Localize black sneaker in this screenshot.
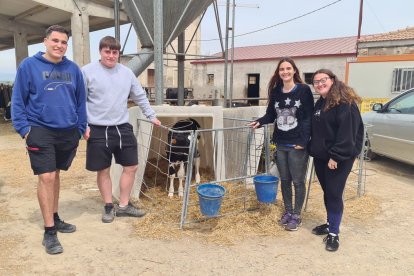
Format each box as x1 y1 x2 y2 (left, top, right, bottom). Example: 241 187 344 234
324 233 339 252
312 223 329 235
55 219 76 233
102 204 115 223
42 231 63 255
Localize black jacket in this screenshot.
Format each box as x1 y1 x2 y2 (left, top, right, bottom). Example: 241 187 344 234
309 97 364 162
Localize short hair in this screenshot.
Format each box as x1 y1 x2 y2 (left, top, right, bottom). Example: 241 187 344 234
45 25 69 38
99 36 121 51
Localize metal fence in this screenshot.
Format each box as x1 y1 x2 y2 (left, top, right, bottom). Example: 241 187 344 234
135 117 367 229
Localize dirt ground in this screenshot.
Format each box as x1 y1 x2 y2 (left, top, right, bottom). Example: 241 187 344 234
1 119 414 276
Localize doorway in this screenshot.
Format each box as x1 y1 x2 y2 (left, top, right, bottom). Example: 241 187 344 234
247 74 260 105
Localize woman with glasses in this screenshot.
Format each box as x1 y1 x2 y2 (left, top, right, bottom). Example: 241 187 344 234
309 69 364 251
248 57 314 231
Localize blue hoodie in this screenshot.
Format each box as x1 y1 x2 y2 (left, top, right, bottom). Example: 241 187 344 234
12 52 87 138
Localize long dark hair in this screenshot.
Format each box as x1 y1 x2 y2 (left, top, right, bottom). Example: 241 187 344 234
312 69 362 111
267 57 304 97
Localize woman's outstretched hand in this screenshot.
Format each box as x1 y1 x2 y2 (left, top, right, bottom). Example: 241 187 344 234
247 121 260 129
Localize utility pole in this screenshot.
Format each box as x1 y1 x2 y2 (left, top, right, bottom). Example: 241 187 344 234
356 0 364 57
357 0 364 40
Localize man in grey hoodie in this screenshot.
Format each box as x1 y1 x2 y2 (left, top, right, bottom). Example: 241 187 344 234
82 36 160 223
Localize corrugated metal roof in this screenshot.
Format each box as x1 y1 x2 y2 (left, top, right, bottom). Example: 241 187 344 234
193 36 357 64
359 27 414 43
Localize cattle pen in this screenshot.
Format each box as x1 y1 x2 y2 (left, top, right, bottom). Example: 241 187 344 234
117 116 368 230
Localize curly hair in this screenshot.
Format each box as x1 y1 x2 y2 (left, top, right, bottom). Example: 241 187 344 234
267 57 304 97
312 69 361 111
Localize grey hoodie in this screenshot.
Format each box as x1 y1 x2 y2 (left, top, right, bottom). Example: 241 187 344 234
81 61 156 126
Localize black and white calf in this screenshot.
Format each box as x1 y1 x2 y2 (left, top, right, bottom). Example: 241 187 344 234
166 118 201 198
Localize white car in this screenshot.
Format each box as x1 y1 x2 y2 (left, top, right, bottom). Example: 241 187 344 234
362 88 414 165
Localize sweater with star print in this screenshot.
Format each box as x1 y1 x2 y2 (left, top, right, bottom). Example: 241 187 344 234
256 83 314 148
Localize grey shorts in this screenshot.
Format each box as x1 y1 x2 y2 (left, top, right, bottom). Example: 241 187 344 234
26 126 80 175
86 123 138 171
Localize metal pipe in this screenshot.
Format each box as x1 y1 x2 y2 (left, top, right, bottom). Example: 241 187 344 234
229 0 235 108
213 1 225 54
185 10 206 54
223 0 230 107
126 48 154 77
114 0 120 43
177 32 185 106
123 0 154 45
121 23 133 55
154 0 164 105
165 0 194 46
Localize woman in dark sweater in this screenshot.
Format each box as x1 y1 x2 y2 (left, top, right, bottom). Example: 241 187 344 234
249 57 314 231
309 69 364 252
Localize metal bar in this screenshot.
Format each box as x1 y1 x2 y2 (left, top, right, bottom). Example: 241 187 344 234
154 0 164 105
213 1 225 54
121 24 133 54
114 0 120 43
185 9 206 54
177 32 185 106
165 0 194 46
263 124 270 174
127 0 154 45
179 130 197 229
223 0 230 107
357 125 368 196
229 0 236 107
126 51 222 58
304 158 314 211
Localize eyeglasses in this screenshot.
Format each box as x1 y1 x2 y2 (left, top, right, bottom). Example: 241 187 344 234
312 77 330 86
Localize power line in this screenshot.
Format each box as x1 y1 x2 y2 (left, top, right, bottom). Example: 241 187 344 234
201 0 343 41
365 0 386 33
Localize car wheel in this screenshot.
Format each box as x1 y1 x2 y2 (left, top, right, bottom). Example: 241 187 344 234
364 136 376 161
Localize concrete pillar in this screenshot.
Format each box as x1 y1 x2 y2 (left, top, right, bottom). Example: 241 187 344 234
14 32 29 68
71 7 90 66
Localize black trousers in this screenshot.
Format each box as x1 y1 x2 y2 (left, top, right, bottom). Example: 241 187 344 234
313 157 355 234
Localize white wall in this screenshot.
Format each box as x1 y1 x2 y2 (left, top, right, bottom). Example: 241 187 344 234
347 60 414 98
191 56 351 102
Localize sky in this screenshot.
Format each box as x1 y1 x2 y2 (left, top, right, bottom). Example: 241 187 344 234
0 0 413 81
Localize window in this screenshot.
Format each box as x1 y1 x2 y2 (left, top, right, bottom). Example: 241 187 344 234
248 75 257 84
303 72 314 85
388 90 414 115
391 68 414 93
207 74 214 85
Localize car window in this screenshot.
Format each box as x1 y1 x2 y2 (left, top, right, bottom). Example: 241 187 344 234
388 91 414 114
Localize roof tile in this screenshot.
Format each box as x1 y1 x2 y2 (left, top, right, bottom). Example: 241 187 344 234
358 27 414 42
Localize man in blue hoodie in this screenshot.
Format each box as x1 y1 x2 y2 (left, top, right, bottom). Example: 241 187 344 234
11 25 87 255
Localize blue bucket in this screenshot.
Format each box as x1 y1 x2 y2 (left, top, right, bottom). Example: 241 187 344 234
197 184 226 217
253 175 279 203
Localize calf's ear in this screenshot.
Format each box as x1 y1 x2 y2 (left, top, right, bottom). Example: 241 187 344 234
189 118 201 129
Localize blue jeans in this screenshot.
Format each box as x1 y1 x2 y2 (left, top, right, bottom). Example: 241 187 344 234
275 145 309 215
